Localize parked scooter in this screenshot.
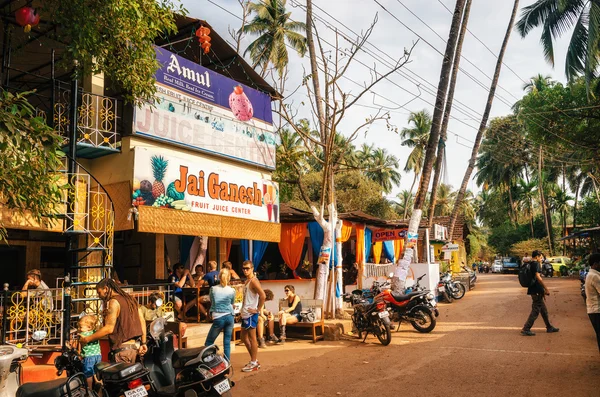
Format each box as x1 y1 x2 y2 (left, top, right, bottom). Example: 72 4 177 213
439 271 466 300
343 290 392 345
0 344 29 397
542 261 554 278
372 279 437 333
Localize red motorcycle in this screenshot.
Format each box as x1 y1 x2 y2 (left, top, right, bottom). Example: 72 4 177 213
372 280 437 333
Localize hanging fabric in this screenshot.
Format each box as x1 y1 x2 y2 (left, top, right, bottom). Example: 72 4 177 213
240 240 250 261
394 239 404 263
225 239 232 261
336 220 353 242
278 223 308 278
383 240 395 263
355 224 365 289
365 228 373 262
307 221 324 258
372 241 382 264
252 240 269 271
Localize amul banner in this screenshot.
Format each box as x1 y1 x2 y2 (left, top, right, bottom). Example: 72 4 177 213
372 229 407 243
132 148 280 223
133 48 276 169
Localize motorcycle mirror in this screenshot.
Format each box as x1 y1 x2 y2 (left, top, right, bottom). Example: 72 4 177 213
32 330 47 341
155 298 163 307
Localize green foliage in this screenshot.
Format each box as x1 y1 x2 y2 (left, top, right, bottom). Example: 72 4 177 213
0 90 64 239
466 225 490 263
509 238 549 258
50 0 183 105
576 195 600 227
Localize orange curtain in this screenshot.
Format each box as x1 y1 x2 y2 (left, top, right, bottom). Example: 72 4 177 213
226 239 232 260
394 239 404 263
355 224 365 289
372 241 382 264
278 223 308 278
336 220 353 243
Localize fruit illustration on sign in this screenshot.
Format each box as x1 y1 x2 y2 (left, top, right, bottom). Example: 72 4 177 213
167 181 185 201
151 155 168 198
229 85 253 122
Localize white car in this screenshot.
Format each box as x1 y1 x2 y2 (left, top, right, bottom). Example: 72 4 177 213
492 261 503 273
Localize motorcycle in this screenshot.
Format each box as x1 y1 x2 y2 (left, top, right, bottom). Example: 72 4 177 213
439 271 466 300
139 317 233 397
372 279 437 333
343 291 392 346
542 261 554 278
0 344 29 397
580 268 588 303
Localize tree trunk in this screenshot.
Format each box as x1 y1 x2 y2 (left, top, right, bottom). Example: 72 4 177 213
448 0 520 237
428 0 472 228
404 173 419 219
573 180 580 229
413 0 466 210
392 0 466 294
305 0 326 132
529 213 534 238
507 184 516 226
538 147 554 255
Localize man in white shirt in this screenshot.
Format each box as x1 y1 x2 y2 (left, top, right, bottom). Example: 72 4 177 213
585 253 600 352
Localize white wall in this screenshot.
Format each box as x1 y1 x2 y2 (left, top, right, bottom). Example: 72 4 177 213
260 279 316 314
344 262 441 294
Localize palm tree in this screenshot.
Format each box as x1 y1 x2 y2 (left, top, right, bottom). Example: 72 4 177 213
366 148 401 194
517 0 600 87
550 187 573 254
516 178 538 237
242 0 307 77
448 0 521 237
434 183 454 216
396 190 414 220
400 110 431 218
522 74 554 93
355 143 375 165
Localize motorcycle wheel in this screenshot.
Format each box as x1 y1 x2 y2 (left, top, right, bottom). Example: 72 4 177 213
375 318 392 346
451 283 466 300
442 290 453 303
410 306 436 333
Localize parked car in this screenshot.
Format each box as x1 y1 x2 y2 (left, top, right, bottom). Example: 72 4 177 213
501 257 520 274
546 256 572 275
492 260 503 273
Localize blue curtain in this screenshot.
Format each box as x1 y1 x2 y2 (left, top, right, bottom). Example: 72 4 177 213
240 240 250 261
365 228 372 262
383 240 395 263
252 241 269 271
307 222 324 258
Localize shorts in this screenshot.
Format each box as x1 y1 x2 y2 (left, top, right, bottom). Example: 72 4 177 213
82 355 101 378
174 292 183 305
241 313 259 329
293 313 302 322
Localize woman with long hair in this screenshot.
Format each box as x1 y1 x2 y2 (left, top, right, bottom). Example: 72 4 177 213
277 285 302 344
204 268 236 360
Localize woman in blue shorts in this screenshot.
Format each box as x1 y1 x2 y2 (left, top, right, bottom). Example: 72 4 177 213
277 285 302 344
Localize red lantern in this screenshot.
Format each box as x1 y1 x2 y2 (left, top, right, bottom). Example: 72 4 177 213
196 26 211 54
15 7 40 33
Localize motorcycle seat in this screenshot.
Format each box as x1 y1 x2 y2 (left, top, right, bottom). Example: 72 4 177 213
17 376 85 397
97 361 146 382
391 291 422 302
172 346 206 369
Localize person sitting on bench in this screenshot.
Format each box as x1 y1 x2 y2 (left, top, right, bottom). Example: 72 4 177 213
258 289 279 348
277 285 302 344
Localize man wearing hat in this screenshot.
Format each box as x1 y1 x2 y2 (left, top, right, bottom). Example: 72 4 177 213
521 250 559 336
20 269 53 310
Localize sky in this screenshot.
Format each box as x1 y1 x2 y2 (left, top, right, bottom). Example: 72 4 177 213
184 0 571 201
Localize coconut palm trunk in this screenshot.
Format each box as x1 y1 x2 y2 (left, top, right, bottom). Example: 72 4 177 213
393 0 466 293
428 0 472 228
448 0 520 237
404 173 419 219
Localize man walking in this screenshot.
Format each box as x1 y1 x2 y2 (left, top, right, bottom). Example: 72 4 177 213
240 260 266 372
80 278 147 363
521 250 560 336
585 253 600 351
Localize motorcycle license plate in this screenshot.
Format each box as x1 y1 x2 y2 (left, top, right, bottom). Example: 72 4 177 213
124 386 148 397
438 286 445 292
378 311 389 318
214 379 231 395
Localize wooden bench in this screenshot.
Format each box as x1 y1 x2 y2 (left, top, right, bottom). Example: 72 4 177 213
277 298 324 343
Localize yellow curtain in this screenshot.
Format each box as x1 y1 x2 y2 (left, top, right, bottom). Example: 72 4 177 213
394 239 404 263
355 224 365 289
336 220 353 242
373 241 382 264
278 223 308 278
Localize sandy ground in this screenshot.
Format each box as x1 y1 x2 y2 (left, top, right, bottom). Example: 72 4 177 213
228 273 600 397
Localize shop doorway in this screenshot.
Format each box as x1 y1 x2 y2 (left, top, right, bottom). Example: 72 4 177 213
0 246 26 290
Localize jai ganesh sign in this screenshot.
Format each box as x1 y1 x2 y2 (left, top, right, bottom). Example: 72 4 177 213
133 47 276 169
132 148 280 223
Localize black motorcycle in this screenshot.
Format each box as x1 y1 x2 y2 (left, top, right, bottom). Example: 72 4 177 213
542 261 554 278
439 271 466 300
343 291 392 346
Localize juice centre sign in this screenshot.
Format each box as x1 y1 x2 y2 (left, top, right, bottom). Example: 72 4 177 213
133 48 276 169
132 148 279 223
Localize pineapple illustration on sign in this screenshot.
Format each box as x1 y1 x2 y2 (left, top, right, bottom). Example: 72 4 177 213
151 155 168 198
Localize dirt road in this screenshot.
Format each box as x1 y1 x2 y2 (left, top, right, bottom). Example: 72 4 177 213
229 273 600 397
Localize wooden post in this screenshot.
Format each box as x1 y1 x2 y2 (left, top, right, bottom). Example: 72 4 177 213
208 237 217 263
218 238 228 265
155 234 165 280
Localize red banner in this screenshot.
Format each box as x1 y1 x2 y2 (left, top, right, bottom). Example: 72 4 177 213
372 229 407 242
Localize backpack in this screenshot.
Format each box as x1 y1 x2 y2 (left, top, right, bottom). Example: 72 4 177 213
518 262 535 288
